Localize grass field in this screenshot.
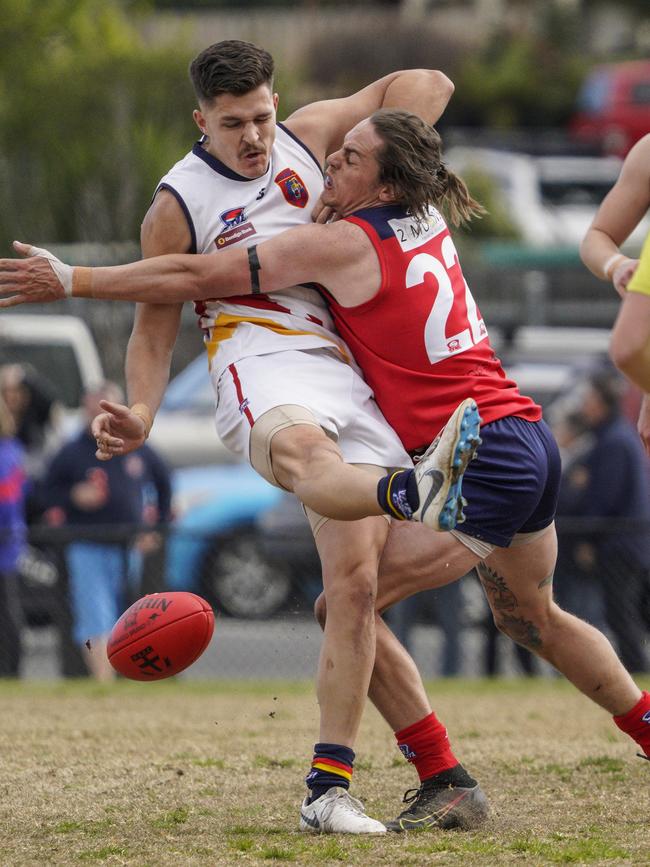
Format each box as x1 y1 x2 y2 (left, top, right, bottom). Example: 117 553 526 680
0 677 649 866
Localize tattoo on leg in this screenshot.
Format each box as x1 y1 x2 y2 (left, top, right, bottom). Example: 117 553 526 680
538 572 553 590
477 562 518 611
496 614 542 650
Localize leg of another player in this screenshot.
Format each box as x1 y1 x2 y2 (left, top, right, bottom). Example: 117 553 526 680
299 516 389 833
271 424 385 520
371 523 488 831
479 527 650 757
314 517 388 746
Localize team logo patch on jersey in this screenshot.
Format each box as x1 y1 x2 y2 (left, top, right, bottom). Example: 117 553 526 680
274 168 309 208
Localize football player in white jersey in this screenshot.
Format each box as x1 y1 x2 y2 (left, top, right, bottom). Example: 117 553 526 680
0 43 488 834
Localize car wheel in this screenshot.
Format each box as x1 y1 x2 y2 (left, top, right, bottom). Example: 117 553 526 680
202 530 293 619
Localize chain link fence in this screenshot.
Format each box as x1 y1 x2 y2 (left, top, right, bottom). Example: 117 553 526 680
6 518 650 680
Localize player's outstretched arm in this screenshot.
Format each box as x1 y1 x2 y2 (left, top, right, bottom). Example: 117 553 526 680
0 222 373 307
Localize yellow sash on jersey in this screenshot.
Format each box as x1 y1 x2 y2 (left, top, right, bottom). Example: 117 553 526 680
205 313 350 366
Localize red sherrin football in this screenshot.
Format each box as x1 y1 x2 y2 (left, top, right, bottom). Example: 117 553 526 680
107 592 215 680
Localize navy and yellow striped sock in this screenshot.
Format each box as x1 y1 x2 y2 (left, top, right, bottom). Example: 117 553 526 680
377 469 420 520
305 743 355 803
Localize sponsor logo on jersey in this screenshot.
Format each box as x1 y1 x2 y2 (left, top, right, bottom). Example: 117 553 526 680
643 710 650 724
215 222 256 249
274 167 309 208
220 207 247 228
238 398 250 415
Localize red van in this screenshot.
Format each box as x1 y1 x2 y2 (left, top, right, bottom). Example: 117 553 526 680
570 60 650 156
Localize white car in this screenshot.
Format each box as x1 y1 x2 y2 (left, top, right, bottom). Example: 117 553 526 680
445 146 649 250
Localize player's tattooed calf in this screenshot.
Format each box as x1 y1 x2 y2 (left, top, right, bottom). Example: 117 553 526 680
538 572 553 590
476 562 518 612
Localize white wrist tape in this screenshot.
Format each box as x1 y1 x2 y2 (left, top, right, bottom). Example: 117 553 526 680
603 252 627 280
26 244 74 297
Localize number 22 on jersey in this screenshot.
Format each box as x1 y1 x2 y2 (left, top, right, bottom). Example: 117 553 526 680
406 234 487 364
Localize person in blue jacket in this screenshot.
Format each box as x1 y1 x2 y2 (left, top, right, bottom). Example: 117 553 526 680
42 382 172 680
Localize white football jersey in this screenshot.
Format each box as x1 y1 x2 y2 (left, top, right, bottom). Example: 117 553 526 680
156 124 350 376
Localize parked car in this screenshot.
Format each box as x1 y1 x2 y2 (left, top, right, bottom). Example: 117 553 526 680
166 463 321 618
445 146 649 250
0 312 104 437
569 60 650 157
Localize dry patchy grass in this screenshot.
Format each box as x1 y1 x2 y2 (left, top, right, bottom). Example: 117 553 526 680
0 677 648 866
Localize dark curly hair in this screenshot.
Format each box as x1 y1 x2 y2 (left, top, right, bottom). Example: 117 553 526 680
370 108 485 225
189 40 274 104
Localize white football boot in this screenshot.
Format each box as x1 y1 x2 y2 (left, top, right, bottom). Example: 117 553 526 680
299 787 387 834
412 398 482 531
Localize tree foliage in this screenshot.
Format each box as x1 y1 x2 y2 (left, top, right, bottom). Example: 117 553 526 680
0 0 196 250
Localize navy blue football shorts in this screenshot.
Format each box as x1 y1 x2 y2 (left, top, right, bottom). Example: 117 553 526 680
455 415 561 548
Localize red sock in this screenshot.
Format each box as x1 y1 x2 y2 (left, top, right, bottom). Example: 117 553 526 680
395 711 459 781
613 691 650 757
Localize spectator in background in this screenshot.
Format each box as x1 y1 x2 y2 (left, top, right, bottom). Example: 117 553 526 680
0 392 27 677
41 382 172 680
554 369 650 673
0 363 60 481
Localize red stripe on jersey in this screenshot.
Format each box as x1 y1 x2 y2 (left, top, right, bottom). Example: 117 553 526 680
221 294 293 314
228 363 255 427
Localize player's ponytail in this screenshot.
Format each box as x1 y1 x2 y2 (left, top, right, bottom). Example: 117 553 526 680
438 164 486 227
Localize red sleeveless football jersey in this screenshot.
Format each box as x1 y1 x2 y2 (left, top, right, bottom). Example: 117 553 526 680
323 205 541 452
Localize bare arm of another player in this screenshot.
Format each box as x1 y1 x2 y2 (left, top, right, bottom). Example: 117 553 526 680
94 191 188 458
287 69 452 188
610 232 650 453
580 134 650 296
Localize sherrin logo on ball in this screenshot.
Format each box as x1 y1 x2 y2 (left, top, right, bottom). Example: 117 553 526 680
107 591 215 681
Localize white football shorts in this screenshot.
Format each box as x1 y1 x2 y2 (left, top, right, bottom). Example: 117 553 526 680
211 346 412 477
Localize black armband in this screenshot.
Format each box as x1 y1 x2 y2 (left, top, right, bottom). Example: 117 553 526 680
247 245 262 295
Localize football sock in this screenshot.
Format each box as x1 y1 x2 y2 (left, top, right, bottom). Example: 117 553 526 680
306 743 354 803
395 711 460 781
613 690 650 757
377 469 419 520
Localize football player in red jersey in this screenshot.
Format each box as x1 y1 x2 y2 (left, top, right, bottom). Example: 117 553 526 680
3 108 650 828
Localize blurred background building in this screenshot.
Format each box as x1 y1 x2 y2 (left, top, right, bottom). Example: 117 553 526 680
0 0 648 678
